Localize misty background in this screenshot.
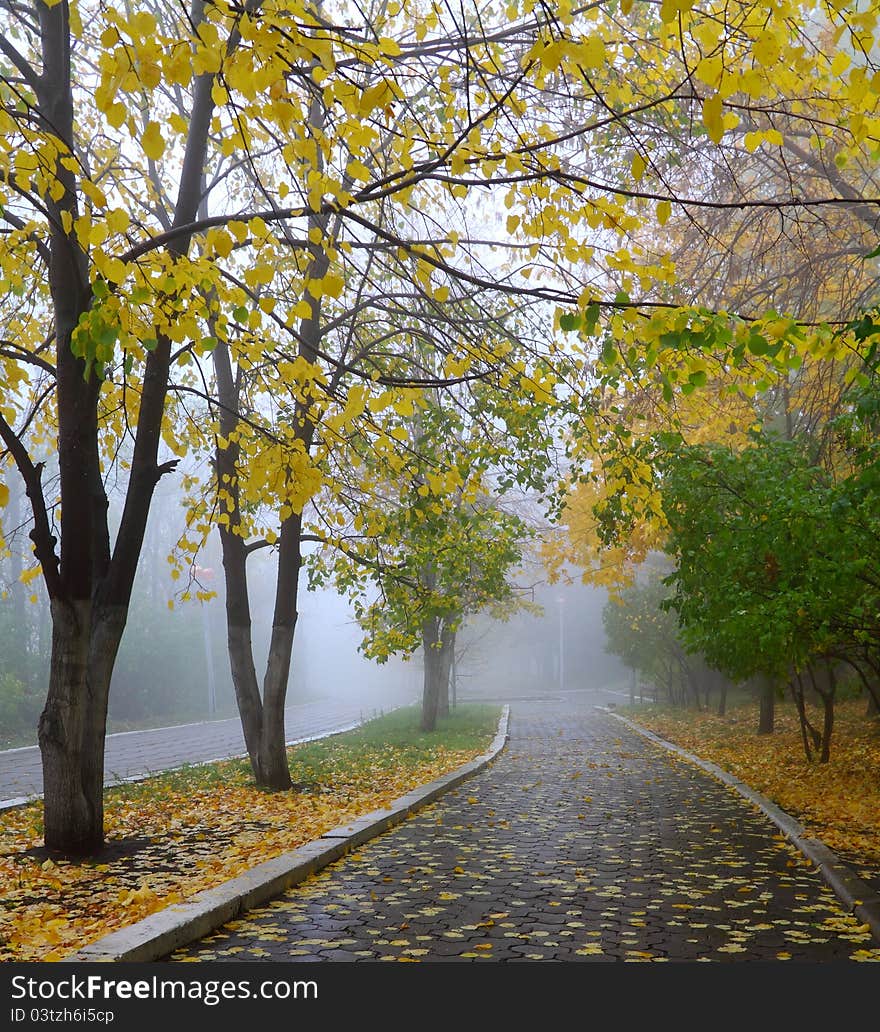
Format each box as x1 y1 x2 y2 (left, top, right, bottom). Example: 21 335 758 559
0 471 627 748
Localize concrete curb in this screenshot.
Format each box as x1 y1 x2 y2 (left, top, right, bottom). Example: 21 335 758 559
68 705 511 962
600 706 880 944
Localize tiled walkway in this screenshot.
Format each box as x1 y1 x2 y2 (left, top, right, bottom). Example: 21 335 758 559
169 698 879 962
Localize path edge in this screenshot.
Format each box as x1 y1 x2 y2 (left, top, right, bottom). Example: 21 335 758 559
602 706 880 944
68 705 511 963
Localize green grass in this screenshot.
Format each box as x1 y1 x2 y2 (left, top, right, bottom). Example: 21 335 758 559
107 703 501 802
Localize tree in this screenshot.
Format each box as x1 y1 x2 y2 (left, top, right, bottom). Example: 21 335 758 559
658 429 880 755
310 374 543 732
4 0 880 854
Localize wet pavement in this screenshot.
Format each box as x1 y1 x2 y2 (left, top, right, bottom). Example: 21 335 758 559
168 694 880 962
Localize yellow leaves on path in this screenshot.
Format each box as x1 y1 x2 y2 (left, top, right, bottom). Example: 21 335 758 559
628 699 880 876
0 741 485 962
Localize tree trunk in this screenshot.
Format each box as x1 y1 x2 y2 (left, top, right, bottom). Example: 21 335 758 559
421 617 443 732
809 664 836 764
39 601 126 854
437 627 455 719
820 690 834 764
255 516 303 791
791 674 814 762
259 622 296 789
757 675 775 735
221 530 265 773
717 672 728 717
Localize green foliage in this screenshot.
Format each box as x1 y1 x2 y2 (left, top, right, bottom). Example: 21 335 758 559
602 570 683 684
310 371 547 662
658 427 880 683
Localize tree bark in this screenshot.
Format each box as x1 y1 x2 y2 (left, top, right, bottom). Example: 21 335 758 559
791 674 815 762
421 617 443 732
437 627 455 719
757 675 775 735
808 663 836 764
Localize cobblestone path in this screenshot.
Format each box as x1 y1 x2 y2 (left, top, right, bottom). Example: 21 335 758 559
169 697 880 962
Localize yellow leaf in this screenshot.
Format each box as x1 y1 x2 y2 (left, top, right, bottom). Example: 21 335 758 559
702 94 724 144
106 102 127 129
656 200 671 226
831 51 851 78
106 208 130 235
142 121 166 161
19 564 41 586
752 29 780 68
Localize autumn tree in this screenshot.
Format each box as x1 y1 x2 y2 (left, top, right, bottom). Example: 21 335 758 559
4 0 880 854
308 366 546 731
602 564 713 709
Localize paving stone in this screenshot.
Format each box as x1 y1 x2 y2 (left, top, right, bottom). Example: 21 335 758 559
167 693 880 963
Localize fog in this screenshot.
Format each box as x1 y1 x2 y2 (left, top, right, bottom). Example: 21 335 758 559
113 537 629 729
0 468 628 747
450 578 630 704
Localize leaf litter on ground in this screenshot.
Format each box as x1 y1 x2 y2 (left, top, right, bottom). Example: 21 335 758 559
0 704 500 961
625 698 880 892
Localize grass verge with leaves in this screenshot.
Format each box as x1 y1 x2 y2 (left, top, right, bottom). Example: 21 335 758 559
0 704 500 962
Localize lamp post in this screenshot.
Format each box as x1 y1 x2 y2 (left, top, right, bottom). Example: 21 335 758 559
557 595 565 693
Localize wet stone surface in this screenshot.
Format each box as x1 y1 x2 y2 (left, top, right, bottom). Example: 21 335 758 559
168 697 880 962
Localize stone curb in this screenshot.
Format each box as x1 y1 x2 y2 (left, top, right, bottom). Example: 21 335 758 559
68 705 511 962
601 706 880 944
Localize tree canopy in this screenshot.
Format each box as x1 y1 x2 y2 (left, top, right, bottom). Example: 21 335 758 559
3 0 880 851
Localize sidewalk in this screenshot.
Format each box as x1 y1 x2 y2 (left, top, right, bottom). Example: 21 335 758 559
0 697 398 806
168 694 879 962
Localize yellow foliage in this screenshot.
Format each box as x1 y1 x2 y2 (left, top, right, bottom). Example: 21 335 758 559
0 739 488 962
